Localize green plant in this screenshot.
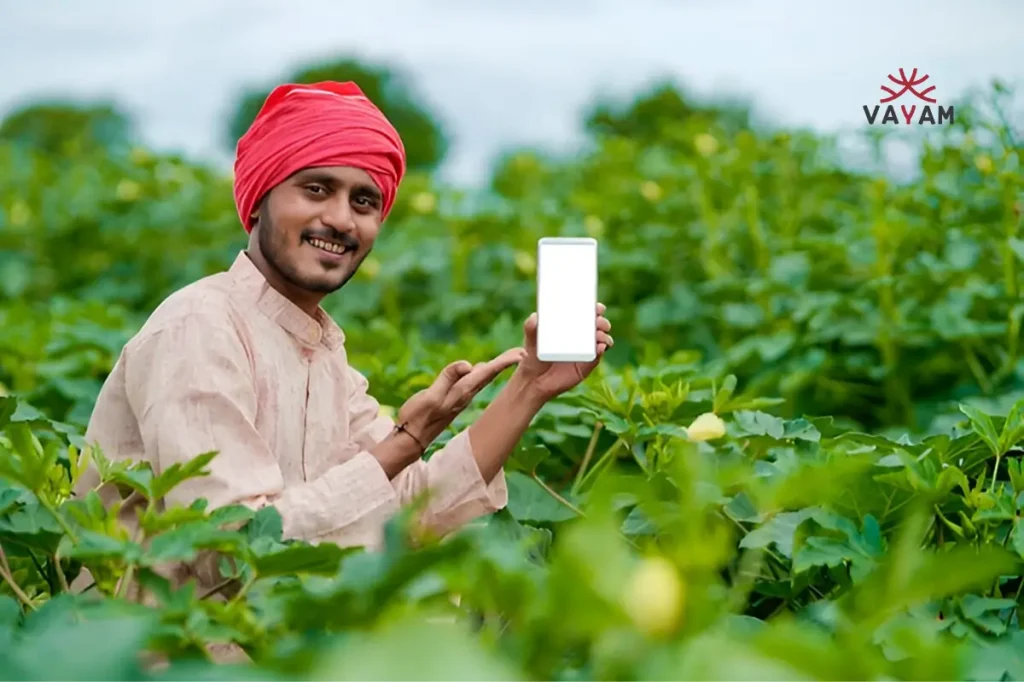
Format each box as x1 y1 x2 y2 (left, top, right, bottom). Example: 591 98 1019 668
0 77 1022 680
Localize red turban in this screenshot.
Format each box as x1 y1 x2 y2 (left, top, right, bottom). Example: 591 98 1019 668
233 81 406 232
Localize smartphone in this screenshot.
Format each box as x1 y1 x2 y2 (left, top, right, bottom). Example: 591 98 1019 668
536 237 598 362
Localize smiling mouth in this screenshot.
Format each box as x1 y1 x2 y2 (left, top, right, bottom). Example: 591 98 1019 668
305 237 353 256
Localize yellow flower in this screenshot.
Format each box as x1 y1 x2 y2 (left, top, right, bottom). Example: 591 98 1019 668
975 154 994 174
622 556 685 637
116 180 141 202
694 133 719 157
514 250 536 275
584 215 604 238
640 181 662 202
686 412 726 441
410 191 436 214
8 200 31 227
129 146 151 165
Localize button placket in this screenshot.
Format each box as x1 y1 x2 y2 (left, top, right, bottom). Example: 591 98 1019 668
300 346 314 481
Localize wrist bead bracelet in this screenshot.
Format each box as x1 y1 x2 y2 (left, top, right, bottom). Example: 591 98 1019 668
394 421 426 453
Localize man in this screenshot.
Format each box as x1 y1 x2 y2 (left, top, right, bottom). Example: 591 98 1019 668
76 81 613 566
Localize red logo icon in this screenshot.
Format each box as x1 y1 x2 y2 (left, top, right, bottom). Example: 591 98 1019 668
879 68 937 104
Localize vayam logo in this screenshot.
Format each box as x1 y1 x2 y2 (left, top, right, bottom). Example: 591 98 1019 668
863 68 954 126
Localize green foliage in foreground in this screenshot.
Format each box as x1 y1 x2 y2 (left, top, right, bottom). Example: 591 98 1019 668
0 79 1022 678
4 382 1024 680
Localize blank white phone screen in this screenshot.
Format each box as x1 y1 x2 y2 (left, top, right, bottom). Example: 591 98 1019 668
537 238 598 362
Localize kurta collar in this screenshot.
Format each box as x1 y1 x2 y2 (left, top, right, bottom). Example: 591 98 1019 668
228 251 345 351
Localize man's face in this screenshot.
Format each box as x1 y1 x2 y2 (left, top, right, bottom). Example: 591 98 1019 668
254 165 383 296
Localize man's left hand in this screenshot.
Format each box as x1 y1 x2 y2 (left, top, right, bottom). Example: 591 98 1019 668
512 303 613 402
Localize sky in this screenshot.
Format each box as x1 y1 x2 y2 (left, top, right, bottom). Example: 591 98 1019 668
0 0 1021 186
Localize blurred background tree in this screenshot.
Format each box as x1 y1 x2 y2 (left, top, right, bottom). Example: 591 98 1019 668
224 56 449 173
583 79 755 143
0 100 135 156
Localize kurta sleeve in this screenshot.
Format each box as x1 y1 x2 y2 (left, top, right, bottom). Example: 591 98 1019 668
122 314 401 546
343 365 508 537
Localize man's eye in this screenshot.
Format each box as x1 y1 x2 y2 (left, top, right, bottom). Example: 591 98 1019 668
305 185 327 196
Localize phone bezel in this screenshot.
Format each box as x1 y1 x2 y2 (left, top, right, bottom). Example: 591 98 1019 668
535 236 599 363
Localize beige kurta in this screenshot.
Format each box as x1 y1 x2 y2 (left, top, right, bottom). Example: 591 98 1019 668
77 251 507 559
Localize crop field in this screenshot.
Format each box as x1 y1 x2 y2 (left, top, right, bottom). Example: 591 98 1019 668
0 80 1022 680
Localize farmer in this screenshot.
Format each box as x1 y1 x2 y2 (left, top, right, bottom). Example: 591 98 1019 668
76 81 613 563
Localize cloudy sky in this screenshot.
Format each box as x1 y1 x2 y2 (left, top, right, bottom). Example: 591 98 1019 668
0 0 1020 185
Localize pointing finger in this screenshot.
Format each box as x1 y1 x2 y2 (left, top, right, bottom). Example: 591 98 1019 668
449 348 525 405
427 360 472 398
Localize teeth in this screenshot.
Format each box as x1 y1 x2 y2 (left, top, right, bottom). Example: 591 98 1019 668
309 238 347 254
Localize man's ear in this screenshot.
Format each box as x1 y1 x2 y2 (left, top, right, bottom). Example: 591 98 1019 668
250 193 270 227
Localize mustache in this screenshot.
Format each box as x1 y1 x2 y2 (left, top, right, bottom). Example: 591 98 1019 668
302 229 359 250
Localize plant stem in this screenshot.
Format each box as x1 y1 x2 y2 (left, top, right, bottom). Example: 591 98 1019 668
1006 577 1024 628
51 553 69 593
991 452 1004 494
0 542 35 611
532 472 585 518
228 575 257 606
40 498 78 543
963 342 992 395
934 506 964 538
571 421 603 495
35 498 76 593
200 578 238 600
576 439 625 492
115 564 136 600
728 547 766 615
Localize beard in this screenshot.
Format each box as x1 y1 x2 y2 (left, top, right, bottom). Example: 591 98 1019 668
258 211 369 295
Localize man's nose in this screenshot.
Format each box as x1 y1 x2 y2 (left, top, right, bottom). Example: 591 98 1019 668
321 196 357 233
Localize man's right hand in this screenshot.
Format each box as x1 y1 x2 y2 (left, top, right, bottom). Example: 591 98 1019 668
396 347 526 448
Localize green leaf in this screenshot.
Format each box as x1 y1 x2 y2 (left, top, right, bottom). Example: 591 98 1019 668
107 468 153 499
739 508 817 558
0 496 63 553
507 445 549 475
246 506 284 543
1008 458 1024 493
1 611 155 680
252 543 348 577
959 594 1016 635
473 509 553 572
505 472 578 524
968 630 1024 681
998 397 1024 454
143 522 242 565
713 374 738 412
733 410 785 440
791 511 883 581
0 486 21 517
149 451 218 501
1011 518 1024 559
0 595 20 628
208 504 255 528
959 404 1000 455
846 543 1021 625
65 530 143 563
309 614 523 680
